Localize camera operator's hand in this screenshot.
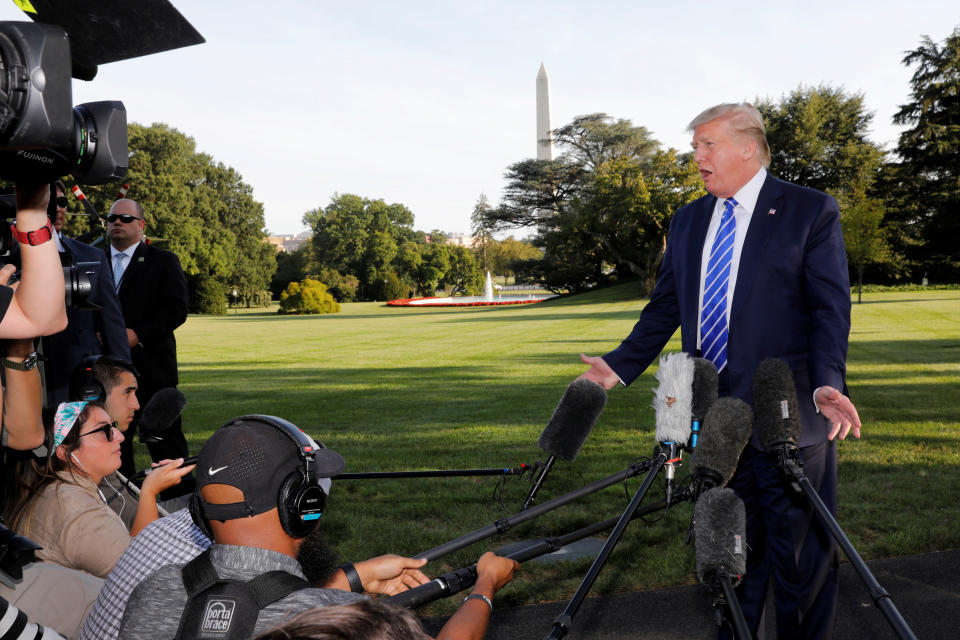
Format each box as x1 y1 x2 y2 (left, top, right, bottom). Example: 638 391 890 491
0 184 68 338
0 338 44 450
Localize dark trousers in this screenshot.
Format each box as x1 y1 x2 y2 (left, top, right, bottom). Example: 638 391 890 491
721 443 839 640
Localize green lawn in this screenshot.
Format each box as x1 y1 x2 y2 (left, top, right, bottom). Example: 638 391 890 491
170 285 960 612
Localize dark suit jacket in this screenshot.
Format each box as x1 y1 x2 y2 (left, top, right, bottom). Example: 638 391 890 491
604 174 851 447
43 236 131 406
108 241 188 391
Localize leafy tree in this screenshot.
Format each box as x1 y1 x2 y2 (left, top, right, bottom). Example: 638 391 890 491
488 237 542 279
305 194 415 300
890 26 960 280
470 194 494 272
757 86 885 200
484 113 699 293
839 192 893 303
440 246 483 295
278 279 341 314
64 123 276 311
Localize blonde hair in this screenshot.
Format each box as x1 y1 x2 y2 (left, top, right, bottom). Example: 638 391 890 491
687 103 770 167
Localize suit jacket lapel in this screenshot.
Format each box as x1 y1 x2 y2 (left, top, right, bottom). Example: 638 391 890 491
731 175 784 324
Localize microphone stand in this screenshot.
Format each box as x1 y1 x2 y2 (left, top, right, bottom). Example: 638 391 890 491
335 466 528 480
773 445 917 640
705 572 751 640
520 456 556 510
415 457 659 561
544 446 669 640
388 492 683 609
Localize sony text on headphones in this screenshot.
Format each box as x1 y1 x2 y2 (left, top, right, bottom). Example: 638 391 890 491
189 415 346 539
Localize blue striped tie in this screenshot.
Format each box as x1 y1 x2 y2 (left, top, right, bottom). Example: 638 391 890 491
700 198 738 372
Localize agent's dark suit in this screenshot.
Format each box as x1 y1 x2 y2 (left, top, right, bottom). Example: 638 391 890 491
42 236 131 407
604 173 850 639
109 240 189 474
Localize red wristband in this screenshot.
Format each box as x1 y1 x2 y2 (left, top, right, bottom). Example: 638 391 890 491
10 219 54 246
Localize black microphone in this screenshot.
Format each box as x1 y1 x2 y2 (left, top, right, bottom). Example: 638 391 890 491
694 487 751 639
753 358 800 451
690 397 753 498
694 487 746 588
522 378 607 509
137 388 187 444
690 358 719 449
653 353 695 504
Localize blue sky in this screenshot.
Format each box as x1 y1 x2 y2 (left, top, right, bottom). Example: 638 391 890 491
2 1 957 235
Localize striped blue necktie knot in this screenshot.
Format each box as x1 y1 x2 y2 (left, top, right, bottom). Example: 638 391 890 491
700 198 738 372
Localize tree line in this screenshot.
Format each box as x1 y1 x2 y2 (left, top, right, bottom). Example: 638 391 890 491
39 26 958 311
478 26 960 300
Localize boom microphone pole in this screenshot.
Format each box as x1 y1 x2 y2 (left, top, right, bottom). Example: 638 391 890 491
522 378 607 510
414 456 658 561
694 487 750 640
754 358 918 640
335 466 528 480
388 493 682 609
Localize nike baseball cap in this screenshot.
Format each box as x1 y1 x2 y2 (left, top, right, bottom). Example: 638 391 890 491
195 415 345 521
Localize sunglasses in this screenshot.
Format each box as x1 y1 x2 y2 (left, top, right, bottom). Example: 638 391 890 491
79 421 120 442
107 214 141 224
56 196 68 208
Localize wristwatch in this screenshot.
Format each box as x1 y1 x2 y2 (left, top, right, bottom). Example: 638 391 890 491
2 352 40 371
9 220 54 246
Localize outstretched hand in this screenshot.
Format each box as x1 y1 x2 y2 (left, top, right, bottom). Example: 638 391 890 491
354 555 430 595
578 354 620 390
814 386 862 441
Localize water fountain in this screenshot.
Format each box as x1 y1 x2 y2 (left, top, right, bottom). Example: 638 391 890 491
388 271 557 307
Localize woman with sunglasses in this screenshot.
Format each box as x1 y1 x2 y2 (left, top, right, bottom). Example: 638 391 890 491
2 401 194 578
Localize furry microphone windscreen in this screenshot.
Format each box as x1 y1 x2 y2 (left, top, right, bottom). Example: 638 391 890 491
538 378 607 462
137 387 187 440
694 487 746 586
691 397 754 487
691 358 719 422
652 352 694 445
752 358 801 450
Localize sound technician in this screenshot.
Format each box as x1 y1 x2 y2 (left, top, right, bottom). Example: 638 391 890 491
578 103 861 640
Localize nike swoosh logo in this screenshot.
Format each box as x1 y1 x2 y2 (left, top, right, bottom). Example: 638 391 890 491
208 465 228 476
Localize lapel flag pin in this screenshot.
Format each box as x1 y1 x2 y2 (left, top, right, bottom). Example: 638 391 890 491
768 208 777 215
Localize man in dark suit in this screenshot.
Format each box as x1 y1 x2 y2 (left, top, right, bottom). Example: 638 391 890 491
579 103 861 639
106 197 190 483
42 182 131 408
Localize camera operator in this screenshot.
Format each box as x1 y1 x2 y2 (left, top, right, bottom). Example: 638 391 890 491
0 184 69 639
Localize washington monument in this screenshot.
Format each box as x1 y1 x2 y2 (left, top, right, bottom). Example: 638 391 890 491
536 62 553 161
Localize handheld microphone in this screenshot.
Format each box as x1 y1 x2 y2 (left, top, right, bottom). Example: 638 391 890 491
522 378 607 509
690 358 719 449
653 353 694 504
137 388 187 444
690 397 753 499
694 487 751 640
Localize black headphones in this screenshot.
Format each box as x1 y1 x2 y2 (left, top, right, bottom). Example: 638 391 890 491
69 355 106 403
189 415 330 540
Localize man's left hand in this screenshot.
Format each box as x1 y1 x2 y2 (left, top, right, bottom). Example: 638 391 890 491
126 328 139 348
354 555 430 595
814 386 862 441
